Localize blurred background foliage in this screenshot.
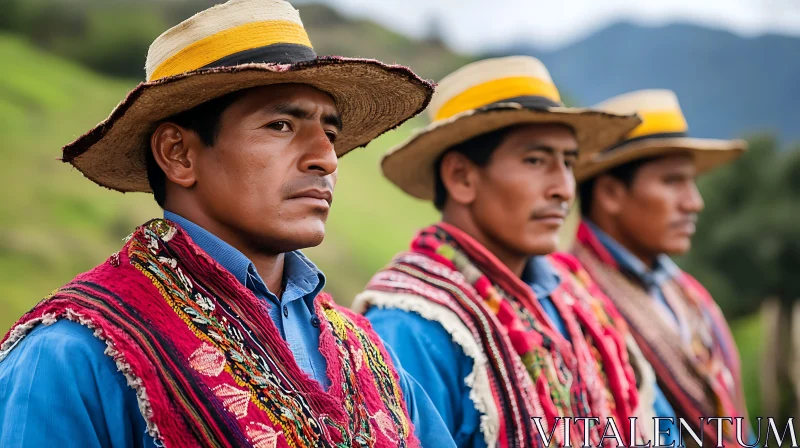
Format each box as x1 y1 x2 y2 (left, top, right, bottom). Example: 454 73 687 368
2 0 799 425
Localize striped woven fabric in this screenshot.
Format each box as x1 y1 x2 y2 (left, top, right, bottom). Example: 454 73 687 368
571 220 750 447
357 223 647 447
0 220 417 448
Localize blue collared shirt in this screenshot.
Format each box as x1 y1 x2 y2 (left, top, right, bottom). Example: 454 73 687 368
0 213 454 448
584 220 680 320
165 211 332 389
522 256 570 340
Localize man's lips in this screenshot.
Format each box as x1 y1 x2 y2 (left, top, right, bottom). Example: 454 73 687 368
532 210 567 225
288 189 333 207
672 218 697 234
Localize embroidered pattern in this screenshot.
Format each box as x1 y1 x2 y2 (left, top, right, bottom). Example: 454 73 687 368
213 384 251 419
246 423 283 448
126 220 416 447
189 343 226 377
3 219 418 448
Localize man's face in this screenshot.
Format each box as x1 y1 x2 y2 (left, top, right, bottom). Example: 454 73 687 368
468 124 578 256
190 84 341 254
613 154 705 256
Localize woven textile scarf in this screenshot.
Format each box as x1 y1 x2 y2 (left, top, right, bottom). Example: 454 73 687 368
572 220 749 446
0 220 418 448
357 223 645 448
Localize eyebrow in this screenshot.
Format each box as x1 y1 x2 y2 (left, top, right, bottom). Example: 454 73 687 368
525 145 579 158
266 102 343 132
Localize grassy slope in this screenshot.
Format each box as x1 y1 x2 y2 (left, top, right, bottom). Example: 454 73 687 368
0 33 159 330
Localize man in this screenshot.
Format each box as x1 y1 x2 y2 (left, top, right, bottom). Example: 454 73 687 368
355 56 678 447
571 89 752 446
0 1 455 447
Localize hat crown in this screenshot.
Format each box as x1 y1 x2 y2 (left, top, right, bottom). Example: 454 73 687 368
594 89 689 140
145 0 314 81
428 56 563 122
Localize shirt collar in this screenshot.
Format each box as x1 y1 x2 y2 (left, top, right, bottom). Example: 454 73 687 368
584 220 677 288
163 211 326 305
521 256 562 300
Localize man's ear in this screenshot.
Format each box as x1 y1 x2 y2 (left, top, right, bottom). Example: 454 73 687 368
439 151 479 206
593 174 628 217
150 123 200 189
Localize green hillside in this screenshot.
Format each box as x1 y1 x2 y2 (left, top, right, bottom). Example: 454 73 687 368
0 32 438 332
0 33 158 329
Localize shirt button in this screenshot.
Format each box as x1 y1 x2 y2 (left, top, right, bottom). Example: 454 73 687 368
283 305 289 318
310 316 321 328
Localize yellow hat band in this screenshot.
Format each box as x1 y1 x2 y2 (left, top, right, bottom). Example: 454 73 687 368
434 76 561 121
627 109 688 139
149 20 313 81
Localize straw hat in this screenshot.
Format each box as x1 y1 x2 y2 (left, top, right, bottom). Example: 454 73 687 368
61 0 434 193
574 89 747 183
380 56 642 200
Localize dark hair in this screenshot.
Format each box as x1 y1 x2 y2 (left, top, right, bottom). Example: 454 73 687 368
432 126 514 210
578 155 661 217
146 89 248 208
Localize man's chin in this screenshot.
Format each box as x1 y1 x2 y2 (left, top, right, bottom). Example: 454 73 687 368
663 238 692 256
259 222 326 253
524 237 559 257
288 227 326 251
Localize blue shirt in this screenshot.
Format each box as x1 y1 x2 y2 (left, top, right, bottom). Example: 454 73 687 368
585 220 680 321
367 255 678 448
0 213 454 448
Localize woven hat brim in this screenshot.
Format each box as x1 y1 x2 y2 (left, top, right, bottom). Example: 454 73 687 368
574 137 747 183
381 104 641 200
63 57 433 193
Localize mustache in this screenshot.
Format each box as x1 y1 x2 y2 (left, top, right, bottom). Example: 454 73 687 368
670 214 698 227
282 176 335 203
531 202 570 219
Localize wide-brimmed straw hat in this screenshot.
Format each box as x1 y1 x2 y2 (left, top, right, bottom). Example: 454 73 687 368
380 56 642 200
575 89 747 183
61 0 434 193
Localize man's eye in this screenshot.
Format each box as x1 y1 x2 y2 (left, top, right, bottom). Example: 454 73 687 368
524 157 544 165
267 121 291 132
325 131 338 144
663 175 684 185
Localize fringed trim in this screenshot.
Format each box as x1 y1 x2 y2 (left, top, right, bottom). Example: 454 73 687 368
625 334 658 424
354 291 500 448
0 309 162 443
0 313 57 361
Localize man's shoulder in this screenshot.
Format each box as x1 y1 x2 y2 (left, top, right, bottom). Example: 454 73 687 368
0 318 128 397
2 319 109 366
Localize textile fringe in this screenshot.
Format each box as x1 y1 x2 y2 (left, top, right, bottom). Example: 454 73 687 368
0 309 161 442
354 290 500 448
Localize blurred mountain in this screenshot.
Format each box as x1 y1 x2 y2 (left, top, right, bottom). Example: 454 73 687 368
497 22 800 142
300 4 473 80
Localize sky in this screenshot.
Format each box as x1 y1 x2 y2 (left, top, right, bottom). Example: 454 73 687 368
297 0 800 52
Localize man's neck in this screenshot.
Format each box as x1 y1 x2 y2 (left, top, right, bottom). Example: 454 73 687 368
441 211 528 278
587 217 657 269
165 207 286 296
